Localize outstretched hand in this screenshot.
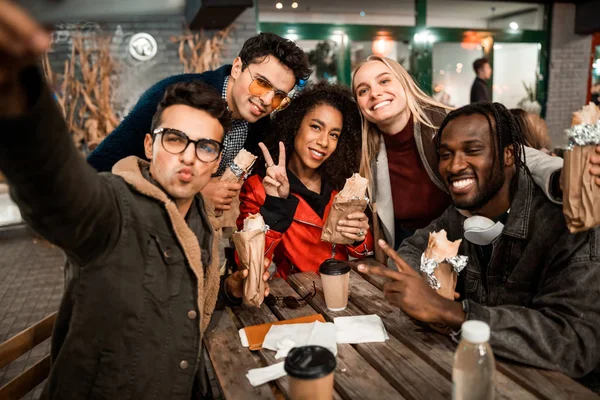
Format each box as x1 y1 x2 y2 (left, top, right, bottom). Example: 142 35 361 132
0 1 51 116
357 239 465 328
259 141 290 198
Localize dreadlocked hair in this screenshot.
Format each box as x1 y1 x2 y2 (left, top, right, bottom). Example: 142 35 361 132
262 81 362 191
435 102 529 185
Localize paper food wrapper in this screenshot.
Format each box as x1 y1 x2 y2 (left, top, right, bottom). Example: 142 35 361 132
420 230 466 301
563 103 600 233
232 213 267 307
321 173 369 245
216 150 258 227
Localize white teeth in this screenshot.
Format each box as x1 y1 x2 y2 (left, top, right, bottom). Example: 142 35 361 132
310 149 325 157
373 100 391 110
452 179 475 189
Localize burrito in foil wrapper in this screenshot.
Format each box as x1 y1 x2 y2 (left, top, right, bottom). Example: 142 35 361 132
232 213 267 307
217 150 258 227
563 103 600 233
321 173 369 245
420 230 467 300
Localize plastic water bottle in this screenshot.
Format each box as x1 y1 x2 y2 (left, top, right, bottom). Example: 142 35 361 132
452 320 495 400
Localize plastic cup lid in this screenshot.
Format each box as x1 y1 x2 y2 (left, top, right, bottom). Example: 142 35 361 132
319 259 351 276
284 345 336 380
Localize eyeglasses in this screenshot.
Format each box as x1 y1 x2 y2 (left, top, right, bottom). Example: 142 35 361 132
247 66 291 111
264 282 316 309
152 128 223 163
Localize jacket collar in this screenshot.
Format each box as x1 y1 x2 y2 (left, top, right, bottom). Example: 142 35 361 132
501 171 533 239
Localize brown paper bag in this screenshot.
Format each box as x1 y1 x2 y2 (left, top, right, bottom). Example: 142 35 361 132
216 149 258 228
563 145 600 232
321 173 369 245
563 103 600 233
423 230 462 301
232 214 266 307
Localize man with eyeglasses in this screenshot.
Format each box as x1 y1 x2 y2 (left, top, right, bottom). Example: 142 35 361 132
0 3 270 398
88 33 311 213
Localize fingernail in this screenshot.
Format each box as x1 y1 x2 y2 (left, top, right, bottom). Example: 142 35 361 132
378 239 387 247
358 265 366 271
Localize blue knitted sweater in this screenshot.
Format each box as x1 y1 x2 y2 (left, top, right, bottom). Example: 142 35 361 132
87 64 270 172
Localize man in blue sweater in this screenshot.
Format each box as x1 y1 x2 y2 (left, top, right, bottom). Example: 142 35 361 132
88 33 311 212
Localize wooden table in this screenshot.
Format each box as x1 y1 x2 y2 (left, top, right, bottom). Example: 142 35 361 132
204 263 598 400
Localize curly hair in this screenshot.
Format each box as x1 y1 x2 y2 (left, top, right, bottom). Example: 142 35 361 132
262 82 362 190
239 33 312 85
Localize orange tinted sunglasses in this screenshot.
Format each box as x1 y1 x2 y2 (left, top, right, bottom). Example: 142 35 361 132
247 66 291 111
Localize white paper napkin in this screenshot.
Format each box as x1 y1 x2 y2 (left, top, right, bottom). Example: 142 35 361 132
246 362 287 387
262 321 338 358
334 315 389 344
239 328 249 347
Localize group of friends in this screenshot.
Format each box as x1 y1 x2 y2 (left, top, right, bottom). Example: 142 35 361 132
0 1 599 398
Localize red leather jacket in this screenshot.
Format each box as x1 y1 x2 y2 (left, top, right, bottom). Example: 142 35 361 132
238 175 373 280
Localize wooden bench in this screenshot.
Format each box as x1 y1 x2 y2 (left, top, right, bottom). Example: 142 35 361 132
0 312 57 400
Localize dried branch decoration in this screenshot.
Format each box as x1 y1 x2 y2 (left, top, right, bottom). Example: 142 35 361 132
42 33 119 152
171 26 233 73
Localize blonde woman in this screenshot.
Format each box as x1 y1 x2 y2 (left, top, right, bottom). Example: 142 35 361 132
351 56 584 263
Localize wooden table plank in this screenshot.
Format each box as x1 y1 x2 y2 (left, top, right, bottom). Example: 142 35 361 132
265 278 406 400
230 300 344 400
284 275 452 400
350 260 600 400
204 309 275 400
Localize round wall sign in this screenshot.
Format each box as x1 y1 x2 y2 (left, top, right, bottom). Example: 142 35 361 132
129 33 158 61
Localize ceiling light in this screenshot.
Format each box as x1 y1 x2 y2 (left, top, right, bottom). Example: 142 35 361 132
509 21 519 30
291 2 298 8
276 2 283 9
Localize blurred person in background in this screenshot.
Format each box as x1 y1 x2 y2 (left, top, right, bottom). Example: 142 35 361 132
470 58 492 103
511 108 552 152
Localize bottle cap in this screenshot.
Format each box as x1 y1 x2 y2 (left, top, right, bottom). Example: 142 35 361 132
461 320 490 344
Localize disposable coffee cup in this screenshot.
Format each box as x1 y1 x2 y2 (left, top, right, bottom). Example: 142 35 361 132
319 259 351 311
284 345 336 400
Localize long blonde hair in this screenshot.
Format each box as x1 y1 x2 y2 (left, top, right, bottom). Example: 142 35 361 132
351 56 452 200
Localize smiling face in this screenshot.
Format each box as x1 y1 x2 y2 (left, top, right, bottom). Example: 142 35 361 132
353 60 409 127
229 56 296 123
289 104 343 172
144 104 224 202
438 113 514 213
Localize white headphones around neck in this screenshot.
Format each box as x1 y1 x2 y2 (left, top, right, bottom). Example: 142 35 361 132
458 209 510 246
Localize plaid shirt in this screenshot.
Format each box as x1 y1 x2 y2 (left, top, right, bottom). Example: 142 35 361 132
216 76 249 176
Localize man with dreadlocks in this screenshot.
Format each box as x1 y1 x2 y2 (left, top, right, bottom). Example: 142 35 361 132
359 102 600 383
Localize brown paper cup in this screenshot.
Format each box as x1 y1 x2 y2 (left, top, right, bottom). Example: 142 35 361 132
563 145 600 233
319 259 351 311
232 229 265 307
321 199 368 245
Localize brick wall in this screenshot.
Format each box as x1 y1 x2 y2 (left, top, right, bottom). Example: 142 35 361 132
46 7 257 119
545 3 593 147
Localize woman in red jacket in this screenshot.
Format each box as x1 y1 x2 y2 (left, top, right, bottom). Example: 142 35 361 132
238 82 373 280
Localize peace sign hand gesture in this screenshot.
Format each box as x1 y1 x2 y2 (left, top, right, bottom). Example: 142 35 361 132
259 141 290 198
